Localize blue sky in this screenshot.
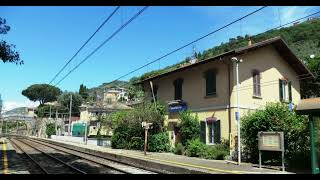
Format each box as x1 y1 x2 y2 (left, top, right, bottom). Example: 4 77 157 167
0 6 319 111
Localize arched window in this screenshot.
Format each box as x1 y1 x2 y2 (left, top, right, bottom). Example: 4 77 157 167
252 70 261 97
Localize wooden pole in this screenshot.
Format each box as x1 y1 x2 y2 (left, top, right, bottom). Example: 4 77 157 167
144 128 148 155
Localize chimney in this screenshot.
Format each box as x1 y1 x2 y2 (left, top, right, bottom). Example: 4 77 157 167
248 38 252 46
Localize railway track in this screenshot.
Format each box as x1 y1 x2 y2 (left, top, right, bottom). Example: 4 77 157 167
9 137 156 174
9 138 86 174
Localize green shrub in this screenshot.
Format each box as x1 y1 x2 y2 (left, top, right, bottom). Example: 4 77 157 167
111 132 127 149
241 102 310 169
174 143 185 155
148 132 171 152
128 137 144 150
185 138 208 157
185 138 229 160
111 123 144 150
45 123 55 138
178 110 200 145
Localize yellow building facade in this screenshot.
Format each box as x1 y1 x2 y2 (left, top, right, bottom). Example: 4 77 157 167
139 37 313 151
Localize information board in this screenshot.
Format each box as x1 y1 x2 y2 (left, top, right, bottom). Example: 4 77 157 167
258 132 284 151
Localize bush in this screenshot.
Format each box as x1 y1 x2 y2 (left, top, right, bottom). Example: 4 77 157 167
206 144 229 160
241 102 310 169
45 123 55 138
174 143 185 155
185 138 229 160
111 123 144 150
148 132 171 152
185 138 207 157
110 102 166 151
128 137 144 150
178 110 200 145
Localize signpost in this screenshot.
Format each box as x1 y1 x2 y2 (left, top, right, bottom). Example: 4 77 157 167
258 131 285 171
142 121 152 155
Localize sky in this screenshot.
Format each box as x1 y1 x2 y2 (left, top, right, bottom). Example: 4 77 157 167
0 6 319 111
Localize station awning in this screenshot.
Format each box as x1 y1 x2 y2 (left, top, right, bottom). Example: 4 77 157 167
296 97 320 115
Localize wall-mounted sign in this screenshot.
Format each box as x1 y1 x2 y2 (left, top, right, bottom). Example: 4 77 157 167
168 101 187 113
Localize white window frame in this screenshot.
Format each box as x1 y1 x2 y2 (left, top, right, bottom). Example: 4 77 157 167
281 80 289 101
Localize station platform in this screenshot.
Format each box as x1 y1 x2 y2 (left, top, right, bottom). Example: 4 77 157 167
0 137 30 174
36 136 292 174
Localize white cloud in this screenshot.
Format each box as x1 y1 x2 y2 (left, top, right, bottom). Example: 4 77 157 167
279 6 314 22
2 101 39 112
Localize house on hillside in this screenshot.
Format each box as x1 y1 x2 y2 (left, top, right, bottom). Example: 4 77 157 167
103 87 129 105
136 37 314 152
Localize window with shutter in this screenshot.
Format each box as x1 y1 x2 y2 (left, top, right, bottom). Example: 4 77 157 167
214 120 221 144
173 78 183 100
253 70 261 97
205 70 216 96
200 121 206 143
288 81 292 102
279 79 284 101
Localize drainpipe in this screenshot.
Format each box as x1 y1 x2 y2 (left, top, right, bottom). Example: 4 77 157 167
227 62 232 145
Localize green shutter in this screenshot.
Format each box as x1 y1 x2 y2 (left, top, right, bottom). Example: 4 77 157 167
214 120 221 144
200 121 206 143
205 71 216 96
288 81 292 102
279 79 283 101
212 73 216 94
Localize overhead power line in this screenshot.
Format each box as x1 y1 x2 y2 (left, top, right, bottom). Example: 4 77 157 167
54 6 149 86
114 8 320 87
109 6 267 84
49 6 120 85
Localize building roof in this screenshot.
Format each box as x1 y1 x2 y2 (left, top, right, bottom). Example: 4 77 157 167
296 97 320 115
81 102 132 113
136 37 314 84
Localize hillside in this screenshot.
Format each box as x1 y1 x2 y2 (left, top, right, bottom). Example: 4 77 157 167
134 17 320 82
89 18 320 98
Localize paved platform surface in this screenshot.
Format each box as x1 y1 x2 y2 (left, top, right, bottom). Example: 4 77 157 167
39 137 292 174
0 137 30 174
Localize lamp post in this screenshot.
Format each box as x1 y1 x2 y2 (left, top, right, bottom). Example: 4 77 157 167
232 57 243 165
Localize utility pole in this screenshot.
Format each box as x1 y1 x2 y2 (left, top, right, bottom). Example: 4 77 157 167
16 121 18 134
68 94 73 136
49 105 52 119
232 57 243 165
55 107 58 136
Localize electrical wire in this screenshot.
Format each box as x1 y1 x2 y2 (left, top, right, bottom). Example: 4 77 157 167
54 6 149 86
49 6 120 85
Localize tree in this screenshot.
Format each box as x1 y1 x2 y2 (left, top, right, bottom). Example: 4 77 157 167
0 17 23 65
46 123 56 138
22 84 62 105
57 92 83 116
241 102 310 169
79 84 89 101
301 55 320 98
177 110 200 146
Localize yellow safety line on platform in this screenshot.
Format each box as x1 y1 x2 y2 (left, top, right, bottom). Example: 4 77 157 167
127 154 247 174
2 139 9 174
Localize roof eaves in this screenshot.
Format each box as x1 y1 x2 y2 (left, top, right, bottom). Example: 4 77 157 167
134 50 235 85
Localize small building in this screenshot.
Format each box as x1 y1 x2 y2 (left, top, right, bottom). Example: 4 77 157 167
79 102 132 137
296 97 320 174
136 37 314 152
